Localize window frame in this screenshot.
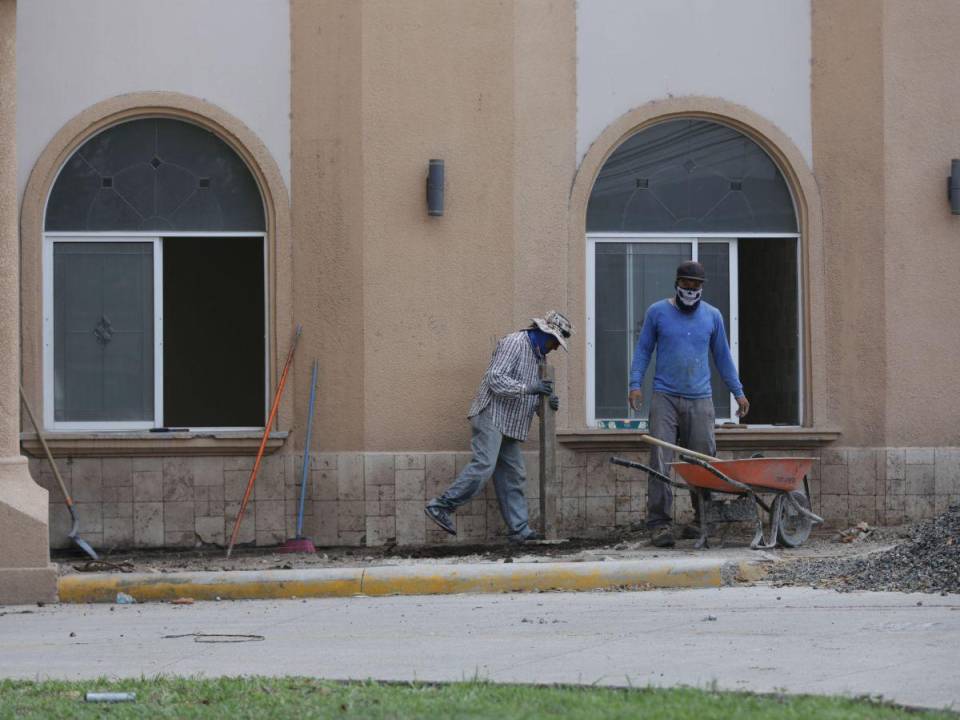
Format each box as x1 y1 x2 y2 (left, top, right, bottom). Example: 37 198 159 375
43 230 269 433
585 231 803 429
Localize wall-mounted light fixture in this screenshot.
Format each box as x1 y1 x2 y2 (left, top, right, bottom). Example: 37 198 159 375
948 159 960 215
427 159 444 216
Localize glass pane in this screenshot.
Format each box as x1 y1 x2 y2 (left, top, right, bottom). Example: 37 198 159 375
46 119 265 232
587 119 797 234
698 242 734 420
594 242 691 420
54 242 154 422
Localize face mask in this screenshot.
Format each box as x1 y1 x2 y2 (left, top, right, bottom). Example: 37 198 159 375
675 285 702 312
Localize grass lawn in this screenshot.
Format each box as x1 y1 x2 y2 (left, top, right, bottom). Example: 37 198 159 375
0 678 954 719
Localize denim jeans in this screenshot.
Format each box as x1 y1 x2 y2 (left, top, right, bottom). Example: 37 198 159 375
429 407 533 540
646 392 716 528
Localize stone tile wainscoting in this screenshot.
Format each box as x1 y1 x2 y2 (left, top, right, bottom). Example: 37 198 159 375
28 447 960 550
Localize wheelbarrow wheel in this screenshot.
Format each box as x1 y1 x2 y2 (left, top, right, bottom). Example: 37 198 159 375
774 491 813 547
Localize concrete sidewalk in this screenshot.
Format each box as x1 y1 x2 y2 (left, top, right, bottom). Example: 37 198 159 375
2 587 957 710
58 556 769 602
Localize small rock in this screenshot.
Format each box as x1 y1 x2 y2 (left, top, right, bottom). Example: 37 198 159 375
69 631 76 637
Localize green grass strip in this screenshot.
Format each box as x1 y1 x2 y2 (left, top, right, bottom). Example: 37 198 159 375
0 677 954 719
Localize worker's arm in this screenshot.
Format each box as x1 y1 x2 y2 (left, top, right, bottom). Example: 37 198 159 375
629 308 657 391
709 312 745 401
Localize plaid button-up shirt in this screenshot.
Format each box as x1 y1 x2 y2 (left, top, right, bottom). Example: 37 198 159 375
467 331 543 441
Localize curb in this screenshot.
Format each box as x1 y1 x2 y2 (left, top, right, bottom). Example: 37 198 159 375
57 557 770 603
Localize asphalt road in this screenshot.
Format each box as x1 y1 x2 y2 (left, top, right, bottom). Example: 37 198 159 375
1 587 957 710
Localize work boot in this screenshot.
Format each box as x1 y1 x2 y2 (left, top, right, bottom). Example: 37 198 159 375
650 525 675 548
424 503 456 535
508 531 544 545
680 523 702 540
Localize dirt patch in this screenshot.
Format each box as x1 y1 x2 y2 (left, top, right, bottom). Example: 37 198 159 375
55 524 900 577
769 506 960 595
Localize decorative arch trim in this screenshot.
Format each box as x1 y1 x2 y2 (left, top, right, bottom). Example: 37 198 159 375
565 96 826 429
20 92 294 436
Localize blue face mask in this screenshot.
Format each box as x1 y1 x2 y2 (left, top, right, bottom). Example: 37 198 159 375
527 329 554 357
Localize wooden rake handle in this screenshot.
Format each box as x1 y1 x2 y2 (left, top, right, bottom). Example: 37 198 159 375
636 434 720 463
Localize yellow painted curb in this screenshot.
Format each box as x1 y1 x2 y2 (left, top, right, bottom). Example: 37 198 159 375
361 559 727 596
58 567 364 603
58 559 768 604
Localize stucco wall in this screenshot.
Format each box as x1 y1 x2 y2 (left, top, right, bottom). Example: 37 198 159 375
576 0 813 167
811 0 886 446
881 0 960 447
291 0 576 453
812 0 960 447
16 0 290 196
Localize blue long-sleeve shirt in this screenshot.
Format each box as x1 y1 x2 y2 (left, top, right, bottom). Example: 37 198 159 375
629 300 744 399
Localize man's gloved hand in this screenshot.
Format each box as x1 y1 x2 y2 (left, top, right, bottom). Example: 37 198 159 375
548 394 559 412
527 379 554 396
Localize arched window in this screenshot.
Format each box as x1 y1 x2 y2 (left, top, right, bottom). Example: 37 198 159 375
44 118 267 430
587 119 800 426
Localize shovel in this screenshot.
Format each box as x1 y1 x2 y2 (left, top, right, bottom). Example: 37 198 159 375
19 384 99 560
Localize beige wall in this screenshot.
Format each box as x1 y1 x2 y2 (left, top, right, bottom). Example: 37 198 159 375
882 0 960 446
813 0 960 447
812 0 887 446
291 0 576 453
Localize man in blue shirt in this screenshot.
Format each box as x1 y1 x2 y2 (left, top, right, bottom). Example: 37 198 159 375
628 261 749 547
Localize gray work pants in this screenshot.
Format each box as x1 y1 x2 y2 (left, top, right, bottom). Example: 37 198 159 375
647 392 716 528
430 407 533 540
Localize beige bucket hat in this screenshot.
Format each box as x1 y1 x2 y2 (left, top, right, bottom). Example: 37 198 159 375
529 310 574 351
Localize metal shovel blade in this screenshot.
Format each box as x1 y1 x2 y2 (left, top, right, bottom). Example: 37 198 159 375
68 505 99 560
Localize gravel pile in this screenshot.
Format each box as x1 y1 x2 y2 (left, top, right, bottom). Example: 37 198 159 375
770 505 960 594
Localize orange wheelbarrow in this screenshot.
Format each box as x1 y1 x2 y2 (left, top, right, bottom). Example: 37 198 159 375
610 436 824 549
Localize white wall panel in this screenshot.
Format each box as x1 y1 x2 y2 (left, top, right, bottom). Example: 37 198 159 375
577 0 812 167
17 0 290 198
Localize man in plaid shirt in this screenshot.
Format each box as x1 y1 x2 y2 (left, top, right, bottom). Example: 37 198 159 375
425 311 573 543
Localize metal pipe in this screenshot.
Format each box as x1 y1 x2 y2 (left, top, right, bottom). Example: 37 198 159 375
296 360 319 539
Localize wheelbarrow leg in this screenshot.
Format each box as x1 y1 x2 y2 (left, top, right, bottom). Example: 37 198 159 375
749 498 765 549
694 489 710 549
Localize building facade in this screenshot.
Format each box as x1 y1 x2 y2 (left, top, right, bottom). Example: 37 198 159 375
3 0 959 602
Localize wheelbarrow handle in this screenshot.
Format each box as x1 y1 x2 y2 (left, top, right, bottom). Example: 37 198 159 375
636 434 720 463
609 456 691 490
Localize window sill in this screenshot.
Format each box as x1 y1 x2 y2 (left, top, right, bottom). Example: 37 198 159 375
557 426 841 452
19 430 289 458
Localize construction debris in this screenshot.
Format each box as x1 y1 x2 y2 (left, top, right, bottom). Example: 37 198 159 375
771 505 960 594
834 521 874 543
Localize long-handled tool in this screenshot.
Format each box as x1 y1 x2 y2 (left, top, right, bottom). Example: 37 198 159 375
226 324 302 558
19 384 99 560
279 359 318 554
637 434 720 463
